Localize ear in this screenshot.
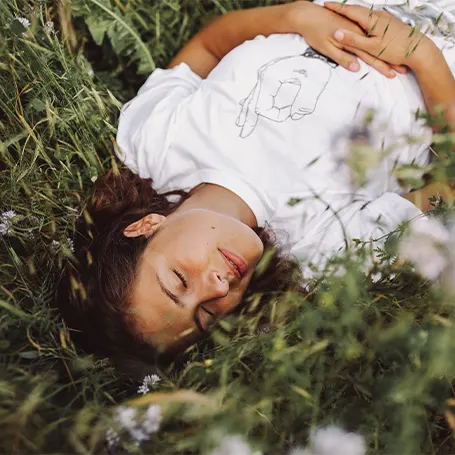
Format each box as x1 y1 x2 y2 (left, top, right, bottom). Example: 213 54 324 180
123 213 166 238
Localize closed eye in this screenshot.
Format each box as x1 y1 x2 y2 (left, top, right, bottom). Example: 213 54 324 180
173 268 187 289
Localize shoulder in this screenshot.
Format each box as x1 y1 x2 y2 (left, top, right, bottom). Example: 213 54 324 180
115 63 203 179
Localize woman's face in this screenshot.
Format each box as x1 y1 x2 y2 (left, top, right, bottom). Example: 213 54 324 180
124 208 264 352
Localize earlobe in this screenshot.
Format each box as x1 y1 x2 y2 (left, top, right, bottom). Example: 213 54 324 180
123 213 166 238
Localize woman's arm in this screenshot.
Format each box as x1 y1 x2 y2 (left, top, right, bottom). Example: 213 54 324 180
403 50 455 210
402 181 455 211
323 2 455 209
325 2 455 136
412 46 455 134
168 1 405 79
167 3 291 78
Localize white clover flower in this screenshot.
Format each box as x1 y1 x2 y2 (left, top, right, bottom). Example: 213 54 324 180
398 217 451 281
107 404 162 448
129 427 148 444
141 404 161 434
310 426 365 455
137 374 161 395
289 426 365 455
114 406 137 432
16 17 30 27
407 217 451 243
288 449 313 455
207 435 262 455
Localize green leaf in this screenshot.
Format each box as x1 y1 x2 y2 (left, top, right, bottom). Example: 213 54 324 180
85 14 111 46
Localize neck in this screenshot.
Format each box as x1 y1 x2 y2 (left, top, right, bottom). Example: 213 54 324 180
176 183 258 228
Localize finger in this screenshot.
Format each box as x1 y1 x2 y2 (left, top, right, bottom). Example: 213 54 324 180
333 29 375 53
344 45 396 78
324 2 376 31
391 64 408 74
329 46 362 72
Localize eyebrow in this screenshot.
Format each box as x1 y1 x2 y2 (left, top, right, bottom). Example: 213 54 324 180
156 272 184 308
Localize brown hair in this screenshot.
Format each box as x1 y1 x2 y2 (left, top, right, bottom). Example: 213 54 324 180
54 166 302 378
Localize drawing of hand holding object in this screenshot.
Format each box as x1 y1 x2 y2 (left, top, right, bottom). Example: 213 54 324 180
236 54 332 138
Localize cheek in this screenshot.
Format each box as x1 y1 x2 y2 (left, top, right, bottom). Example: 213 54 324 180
171 229 216 265
222 288 247 314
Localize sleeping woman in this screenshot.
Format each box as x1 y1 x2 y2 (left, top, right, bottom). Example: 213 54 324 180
55 0 455 376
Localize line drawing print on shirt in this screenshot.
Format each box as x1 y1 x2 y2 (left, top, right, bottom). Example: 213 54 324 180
235 47 339 138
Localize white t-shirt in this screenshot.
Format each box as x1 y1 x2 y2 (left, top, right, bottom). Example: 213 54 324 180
116 1 455 278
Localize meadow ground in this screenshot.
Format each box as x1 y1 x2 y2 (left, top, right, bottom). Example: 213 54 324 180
3 0 455 453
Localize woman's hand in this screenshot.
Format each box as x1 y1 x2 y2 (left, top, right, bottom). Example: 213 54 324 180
323 1 435 71
287 1 408 78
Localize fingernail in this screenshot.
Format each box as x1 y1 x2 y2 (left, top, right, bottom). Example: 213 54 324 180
334 30 344 41
350 62 360 72
389 70 396 78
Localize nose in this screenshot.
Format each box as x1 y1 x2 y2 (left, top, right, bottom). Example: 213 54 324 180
199 270 230 302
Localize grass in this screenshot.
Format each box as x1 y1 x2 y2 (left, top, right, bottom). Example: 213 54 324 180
2 0 455 453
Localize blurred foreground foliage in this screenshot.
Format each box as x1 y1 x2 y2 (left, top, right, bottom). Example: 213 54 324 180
2 0 455 453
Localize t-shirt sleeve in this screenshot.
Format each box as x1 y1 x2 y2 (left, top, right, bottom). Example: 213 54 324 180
115 63 202 179
291 193 423 279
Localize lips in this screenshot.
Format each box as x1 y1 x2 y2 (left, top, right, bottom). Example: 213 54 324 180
218 248 248 279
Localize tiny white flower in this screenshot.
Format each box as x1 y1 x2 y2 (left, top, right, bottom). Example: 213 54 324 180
66 237 75 252
141 404 161 434
255 325 270 335
87 69 94 77
137 374 161 395
408 217 450 243
137 383 149 395
0 211 16 236
129 427 148 444
108 404 162 448
44 20 54 33
399 218 450 281
114 406 137 432
1 210 16 222
105 427 120 450
207 435 262 455
399 239 447 280
16 17 30 27
148 373 161 386
51 239 61 253
310 426 365 455
91 175 98 183
288 449 314 455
